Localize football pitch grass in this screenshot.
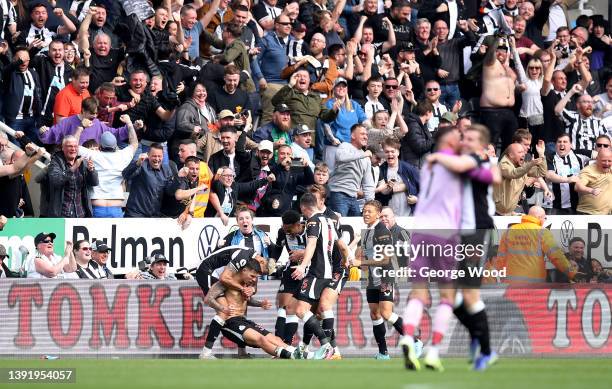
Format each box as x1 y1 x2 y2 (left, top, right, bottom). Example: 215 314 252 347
1 358 611 389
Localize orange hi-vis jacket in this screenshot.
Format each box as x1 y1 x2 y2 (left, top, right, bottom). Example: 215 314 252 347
496 215 576 283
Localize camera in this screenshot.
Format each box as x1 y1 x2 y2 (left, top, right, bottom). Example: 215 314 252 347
554 44 571 59
290 157 304 173
234 110 249 120
291 157 303 167
138 256 152 272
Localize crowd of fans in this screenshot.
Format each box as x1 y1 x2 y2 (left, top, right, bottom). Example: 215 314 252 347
0 0 611 226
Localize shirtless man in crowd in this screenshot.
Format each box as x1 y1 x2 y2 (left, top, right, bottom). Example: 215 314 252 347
480 36 518 152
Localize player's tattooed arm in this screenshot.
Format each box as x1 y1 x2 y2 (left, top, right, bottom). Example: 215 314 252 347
204 282 229 313
220 265 253 297
247 297 272 309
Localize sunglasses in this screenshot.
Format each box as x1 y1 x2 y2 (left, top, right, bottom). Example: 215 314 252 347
81 247 92 251
385 85 399 89
528 66 542 70
276 21 292 26
42 239 54 244
426 88 439 92
596 143 610 148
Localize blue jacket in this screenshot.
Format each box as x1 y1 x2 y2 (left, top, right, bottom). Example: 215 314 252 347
323 99 367 144
254 32 290 84
376 160 420 212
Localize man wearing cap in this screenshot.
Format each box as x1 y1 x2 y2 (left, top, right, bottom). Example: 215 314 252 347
249 140 276 176
90 240 114 279
440 112 458 127
129 254 178 280
25 233 77 279
75 115 139 217
291 125 315 171
199 110 238 162
252 104 293 145
46 134 98 218
254 14 293 125
272 68 338 159
0 244 21 278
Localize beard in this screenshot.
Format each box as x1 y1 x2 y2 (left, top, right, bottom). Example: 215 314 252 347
277 120 292 132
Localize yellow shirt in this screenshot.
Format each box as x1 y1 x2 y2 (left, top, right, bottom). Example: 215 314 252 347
577 164 612 215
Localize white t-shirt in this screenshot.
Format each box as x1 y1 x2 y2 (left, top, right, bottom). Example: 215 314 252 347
25 253 65 279
546 5 566 42
79 146 136 200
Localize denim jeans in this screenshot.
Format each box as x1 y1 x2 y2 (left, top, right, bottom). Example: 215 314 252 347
6 117 40 145
328 191 362 217
439 83 461 111
92 206 124 218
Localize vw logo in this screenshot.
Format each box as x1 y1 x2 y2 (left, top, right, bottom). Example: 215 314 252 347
198 224 220 260
560 220 574 248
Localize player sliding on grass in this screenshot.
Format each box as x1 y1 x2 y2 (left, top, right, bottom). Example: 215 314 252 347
353 200 404 360
203 258 302 359
195 246 269 359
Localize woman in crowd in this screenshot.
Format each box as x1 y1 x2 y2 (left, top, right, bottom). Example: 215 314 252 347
514 36 545 149
322 77 369 170
173 82 217 157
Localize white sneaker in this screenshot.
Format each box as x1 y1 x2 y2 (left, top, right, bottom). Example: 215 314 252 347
199 349 216 360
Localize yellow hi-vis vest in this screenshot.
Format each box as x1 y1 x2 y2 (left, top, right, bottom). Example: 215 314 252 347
193 162 212 218
496 215 576 283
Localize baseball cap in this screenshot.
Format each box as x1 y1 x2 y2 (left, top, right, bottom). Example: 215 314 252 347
293 124 314 136
100 132 117 150
218 109 235 120
274 103 290 113
91 240 112 253
398 41 415 52
34 232 56 245
0 244 8 258
150 253 169 264
258 140 274 153
333 77 348 88
440 112 458 123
